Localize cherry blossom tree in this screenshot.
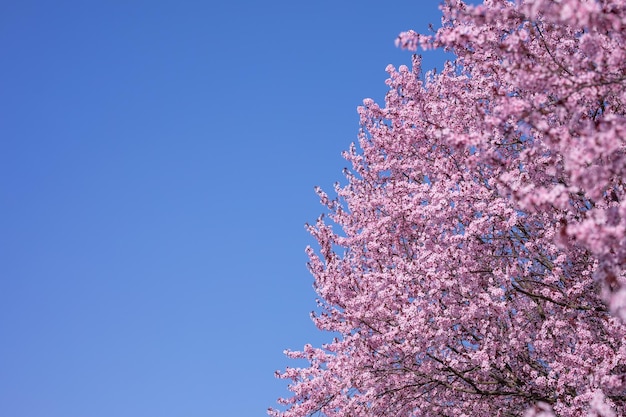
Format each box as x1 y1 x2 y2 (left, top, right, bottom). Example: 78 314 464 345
271 1 626 416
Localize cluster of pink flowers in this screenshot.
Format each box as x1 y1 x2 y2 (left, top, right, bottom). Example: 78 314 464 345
271 1 626 416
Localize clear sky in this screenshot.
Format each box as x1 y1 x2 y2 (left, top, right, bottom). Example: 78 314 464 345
1 1 454 416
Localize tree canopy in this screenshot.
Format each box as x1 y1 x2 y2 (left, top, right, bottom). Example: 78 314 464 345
271 1 626 415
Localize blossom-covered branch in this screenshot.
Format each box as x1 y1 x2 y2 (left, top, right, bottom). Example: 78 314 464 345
271 1 626 416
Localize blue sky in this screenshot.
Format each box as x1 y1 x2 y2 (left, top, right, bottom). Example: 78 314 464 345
1 1 453 416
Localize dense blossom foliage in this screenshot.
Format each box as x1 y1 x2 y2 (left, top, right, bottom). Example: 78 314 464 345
271 1 626 416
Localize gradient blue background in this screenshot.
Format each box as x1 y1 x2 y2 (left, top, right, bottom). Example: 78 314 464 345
1 1 457 416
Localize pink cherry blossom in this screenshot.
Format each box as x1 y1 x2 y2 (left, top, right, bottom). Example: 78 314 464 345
271 1 626 415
